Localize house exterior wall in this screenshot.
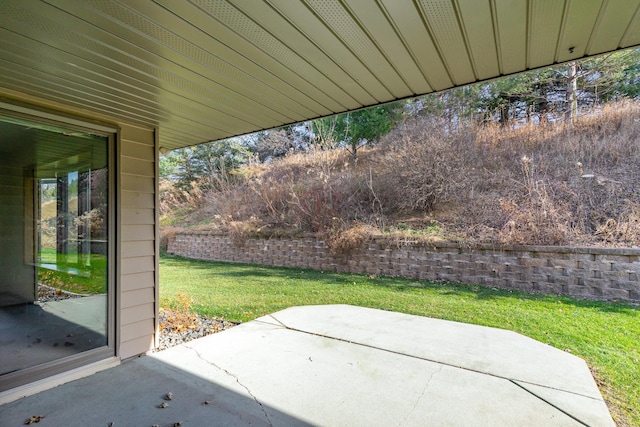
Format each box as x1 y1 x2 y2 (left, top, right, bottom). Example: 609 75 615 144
118 124 158 359
168 232 640 303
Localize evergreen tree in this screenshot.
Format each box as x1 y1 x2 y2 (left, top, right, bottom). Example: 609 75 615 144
160 139 251 190
313 102 403 160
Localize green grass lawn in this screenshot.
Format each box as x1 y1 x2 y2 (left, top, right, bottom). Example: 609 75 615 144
38 248 107 294
160 254 640 426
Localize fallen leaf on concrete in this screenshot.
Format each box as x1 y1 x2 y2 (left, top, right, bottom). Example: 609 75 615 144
24 415 45 424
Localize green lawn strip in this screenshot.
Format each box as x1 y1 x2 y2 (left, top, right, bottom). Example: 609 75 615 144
159 255 639 426
38 249 107 294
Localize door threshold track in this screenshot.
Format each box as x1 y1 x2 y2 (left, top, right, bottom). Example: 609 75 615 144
0 357 120 405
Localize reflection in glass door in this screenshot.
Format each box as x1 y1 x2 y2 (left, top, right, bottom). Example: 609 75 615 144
0 111 113 391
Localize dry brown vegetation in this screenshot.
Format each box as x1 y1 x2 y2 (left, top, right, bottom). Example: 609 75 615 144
161 101 640 248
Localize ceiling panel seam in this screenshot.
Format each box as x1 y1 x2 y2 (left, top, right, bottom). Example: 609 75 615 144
331 0 414 96
489 0 504 75
422 0 477 83
413 0 466 86
555 0 604 62
553 0 571 63
2 27 350 149
0 50 243 141
451 0 480 81
0 75 155 127
456 1 503 80
340 0 421 96
0 56 165 125
525 0 531 70
3 55 269 138
620 2 640 47
59 2 298 125
374 0 436 93
0 37 176 116
0 40 270 135
300 0 405 99
376 2 450 91
588 0 640 54
584 0 608 55
257 0 383 105
243 0 382 106
527 0 566 69
554 0 571 62
185 0 355 113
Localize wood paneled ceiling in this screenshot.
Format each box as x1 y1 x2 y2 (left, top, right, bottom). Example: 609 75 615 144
1 0 639 151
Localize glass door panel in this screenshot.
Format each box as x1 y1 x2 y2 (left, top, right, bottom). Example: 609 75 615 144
0 112 111 389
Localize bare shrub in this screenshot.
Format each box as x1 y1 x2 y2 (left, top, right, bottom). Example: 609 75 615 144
159 227 178 252
325 223 373 256
498 193 571 246
374 118 469 213
228 218 264 247
489 155 567 245
159 292 199 332
159 179 206 224
245 149 374 232
474 101 640 176
592 201 640 246
203 181 255 223
190 148 374 233
248 175 292 226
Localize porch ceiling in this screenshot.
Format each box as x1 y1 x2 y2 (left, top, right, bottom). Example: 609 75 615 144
1 1 639 151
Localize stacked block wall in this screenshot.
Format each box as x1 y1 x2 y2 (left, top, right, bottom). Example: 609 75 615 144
168 232 640 302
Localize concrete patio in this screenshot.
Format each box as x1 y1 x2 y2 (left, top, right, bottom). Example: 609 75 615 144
0 305 614 426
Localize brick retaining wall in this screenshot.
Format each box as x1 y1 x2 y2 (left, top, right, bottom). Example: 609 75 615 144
167 231 640 302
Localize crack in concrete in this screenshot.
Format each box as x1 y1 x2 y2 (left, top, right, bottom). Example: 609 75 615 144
266 314 288 328
510 379 602 401
401 365 441 426
183 343 273 426
510 380 591 427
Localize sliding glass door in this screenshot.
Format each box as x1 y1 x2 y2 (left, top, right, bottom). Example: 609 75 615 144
0 108 114 391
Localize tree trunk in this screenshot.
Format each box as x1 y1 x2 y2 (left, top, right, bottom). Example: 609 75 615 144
499 104 509 126
566 62 578 123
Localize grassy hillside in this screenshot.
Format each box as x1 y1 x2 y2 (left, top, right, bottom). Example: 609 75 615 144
161 101 640 248
40 196 79 249
40 196 78 219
